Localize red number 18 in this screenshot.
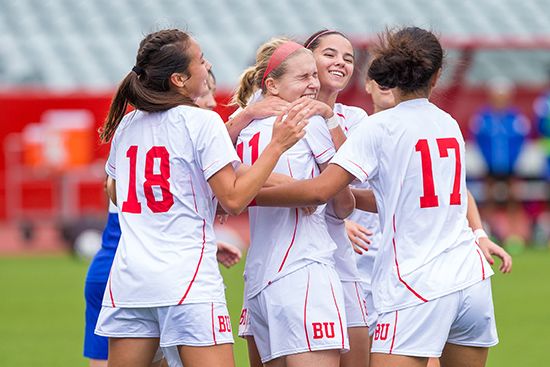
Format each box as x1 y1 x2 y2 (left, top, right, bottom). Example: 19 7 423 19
121 145 174 214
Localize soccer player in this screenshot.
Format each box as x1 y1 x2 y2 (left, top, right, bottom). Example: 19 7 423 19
303 29 371 367
82 68 243 367
93 29 308 367
234 37 355 367
258 27 500 367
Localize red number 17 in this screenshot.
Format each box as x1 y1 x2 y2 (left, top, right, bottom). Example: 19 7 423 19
415 138 462 208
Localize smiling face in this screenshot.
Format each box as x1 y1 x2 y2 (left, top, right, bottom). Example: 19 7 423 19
311 34 354 93
265 50 320 102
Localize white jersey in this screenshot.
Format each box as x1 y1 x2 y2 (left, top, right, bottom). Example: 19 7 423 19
104 106 240 307
331 98 493 313
350 193 381 288
238 114 337 299
333 102 382 288
325 103 368 282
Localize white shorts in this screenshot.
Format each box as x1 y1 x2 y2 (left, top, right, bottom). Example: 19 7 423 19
371 278 498 357
361 283 378 334
238 298 253 338
248 262 349 363
342 281 369 328
95 302 234 347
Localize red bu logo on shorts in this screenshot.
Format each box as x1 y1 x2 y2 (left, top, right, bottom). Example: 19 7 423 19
374 323 390 341
312 322 336 339
239 308 247 326
218 315 232 333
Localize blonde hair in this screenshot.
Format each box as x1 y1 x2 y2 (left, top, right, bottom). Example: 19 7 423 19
232 37 304 108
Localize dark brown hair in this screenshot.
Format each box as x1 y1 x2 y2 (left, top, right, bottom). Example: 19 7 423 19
303 29 349 51
100 29 196 142
368 27 443 94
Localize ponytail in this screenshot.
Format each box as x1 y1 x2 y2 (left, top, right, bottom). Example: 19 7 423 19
231 66 259 108
99 29 196 143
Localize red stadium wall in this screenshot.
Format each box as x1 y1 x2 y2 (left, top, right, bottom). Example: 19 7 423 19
0 86 544 220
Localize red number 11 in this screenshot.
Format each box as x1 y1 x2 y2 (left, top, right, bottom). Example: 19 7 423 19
415 138 462 208
236 132 260 164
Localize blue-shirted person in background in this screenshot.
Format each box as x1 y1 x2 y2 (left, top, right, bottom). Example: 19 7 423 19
470 77 532 251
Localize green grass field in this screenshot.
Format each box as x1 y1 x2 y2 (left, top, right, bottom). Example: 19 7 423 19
0 249 548 366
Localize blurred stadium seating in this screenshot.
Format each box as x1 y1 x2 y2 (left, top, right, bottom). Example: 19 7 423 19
0 0 549 88
0 0 549 247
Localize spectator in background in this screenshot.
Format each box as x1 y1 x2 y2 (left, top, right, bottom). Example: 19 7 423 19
532 69 550 247
470 77 531 249
534 79 550 180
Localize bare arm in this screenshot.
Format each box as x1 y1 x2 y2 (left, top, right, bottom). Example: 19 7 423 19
235 164 294 187
255 163 355 207
466 190 483 230
208 106 309 215
467 190 512 273
319 162 355 219
106 176 117 206
328 126 348 150
352 188 378 213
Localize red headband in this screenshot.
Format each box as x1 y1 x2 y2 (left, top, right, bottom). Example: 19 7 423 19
305 30 337 49
261 41 305 87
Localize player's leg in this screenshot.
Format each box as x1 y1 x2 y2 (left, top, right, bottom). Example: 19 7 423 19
238 299 262 367
89 360 107 367
340 281 370 367
439 344 488 367
341 327 370 367
285 349 340 367
427 357 441 367
108 337 160 367
246 336 263 367
370 353 427 367
178 344 235 367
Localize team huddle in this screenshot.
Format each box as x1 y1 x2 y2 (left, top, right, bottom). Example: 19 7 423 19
84 27 513 367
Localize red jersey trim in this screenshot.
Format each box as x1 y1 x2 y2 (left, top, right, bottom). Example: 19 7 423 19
287 157 294 178
389 310 398 354
178 219 206 305
346 159 369 178
354 282 368 325
277 208 299 273
314 147 332 159
108 275 116 307
475 245 486 280
203 160 220 173
211 302 217 345
329 280 345 349
392 215 428 303
303 270 312 352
